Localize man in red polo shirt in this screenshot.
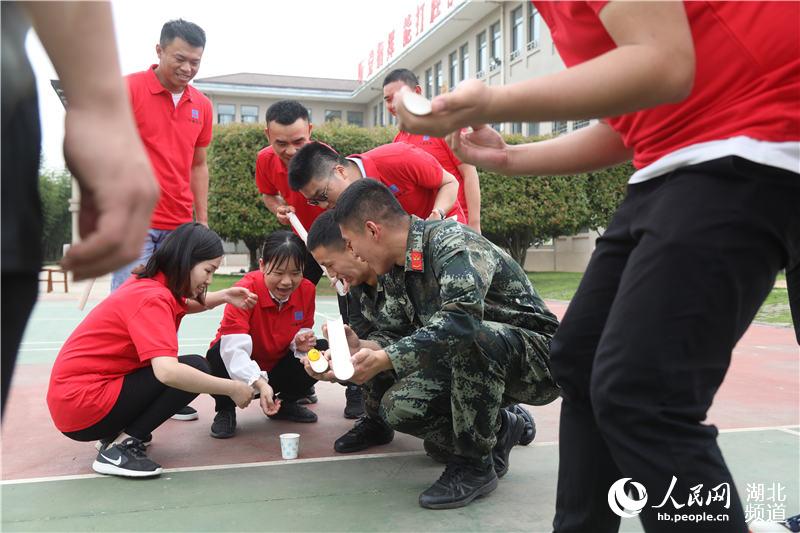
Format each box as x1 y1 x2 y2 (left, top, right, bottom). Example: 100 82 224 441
287 141 464 223
111 19 212 293
383 69 482 233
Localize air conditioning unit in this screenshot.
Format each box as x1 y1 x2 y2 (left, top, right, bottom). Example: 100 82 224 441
510 49 521 61
476 70 486 78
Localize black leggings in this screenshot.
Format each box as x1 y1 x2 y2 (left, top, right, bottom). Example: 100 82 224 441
1 272 38 415
207 340 323 411
63 354 209 442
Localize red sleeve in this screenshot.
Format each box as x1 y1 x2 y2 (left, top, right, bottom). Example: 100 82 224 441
393 145 443 190
196 97 213 148
218 277 257 336
128 296 179 361
255 151 279 195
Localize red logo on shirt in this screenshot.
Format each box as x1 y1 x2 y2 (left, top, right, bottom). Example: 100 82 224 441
410 251 423 271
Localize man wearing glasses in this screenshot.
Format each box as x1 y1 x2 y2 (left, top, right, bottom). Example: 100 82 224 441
288 141 465 223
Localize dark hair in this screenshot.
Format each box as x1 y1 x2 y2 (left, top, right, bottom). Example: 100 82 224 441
307 210 347 253
137 223 222 304
160 19 206 49
266 100 310 125
382 68 419 88
288 141 343 191
333 179 407 231
261 230 307 274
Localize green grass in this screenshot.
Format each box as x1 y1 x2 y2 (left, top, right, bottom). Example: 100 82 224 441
210 271 792 327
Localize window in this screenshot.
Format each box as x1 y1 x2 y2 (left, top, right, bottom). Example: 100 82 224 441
511 122 522 134
240 105 258 123
528 4 541 50
449 51 458 89
459 43 469 80
325 110 342 123
373 105 378 127
434 61 443 96
490 22 502 70
491 123 502 132
379 104 385 126
306 107 312 123
425 68 433 98
511 7 523 60
347 111 364 127
217 104 235 124
476 31 487 77
574 119 590 130
552 120 568 136
527 122 540 136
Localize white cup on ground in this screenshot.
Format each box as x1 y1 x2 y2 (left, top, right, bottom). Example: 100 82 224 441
280 433 300 459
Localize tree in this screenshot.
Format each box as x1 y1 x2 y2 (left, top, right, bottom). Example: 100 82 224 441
38 170 72 263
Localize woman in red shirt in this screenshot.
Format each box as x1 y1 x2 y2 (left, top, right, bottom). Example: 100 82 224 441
47 223 257 478
206 230 323 439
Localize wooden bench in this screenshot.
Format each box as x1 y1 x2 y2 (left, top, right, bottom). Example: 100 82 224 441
39 267 68 293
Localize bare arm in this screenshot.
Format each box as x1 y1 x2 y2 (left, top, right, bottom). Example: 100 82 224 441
457 163 482 232
429 169 459 220
23 2 159 280
397 2 695 136
190 146 209 226
261 193 293 225
185 287 257 314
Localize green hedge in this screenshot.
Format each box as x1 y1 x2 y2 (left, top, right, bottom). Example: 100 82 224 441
39 170 72 263
208 122 633 267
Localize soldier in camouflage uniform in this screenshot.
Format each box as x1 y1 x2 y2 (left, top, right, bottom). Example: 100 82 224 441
332 179 560 510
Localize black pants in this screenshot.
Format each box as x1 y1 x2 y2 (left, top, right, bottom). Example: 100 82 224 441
787 263 800 344
1 273 38 415
63 355 209 442
206 340 323 411
550 157 800 533
303 252 323 285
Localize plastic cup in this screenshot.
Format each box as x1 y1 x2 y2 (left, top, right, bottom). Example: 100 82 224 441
280 433 300 460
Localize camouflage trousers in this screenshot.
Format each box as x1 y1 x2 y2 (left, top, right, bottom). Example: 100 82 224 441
380 321 559 464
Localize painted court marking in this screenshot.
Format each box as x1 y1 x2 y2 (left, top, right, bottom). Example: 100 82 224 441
4 425 796 487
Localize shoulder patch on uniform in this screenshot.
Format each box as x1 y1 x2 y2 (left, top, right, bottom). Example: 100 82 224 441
410 250 423 271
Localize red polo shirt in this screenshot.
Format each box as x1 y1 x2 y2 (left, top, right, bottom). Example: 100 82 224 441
534 1 800 169
393 131 470 219
255 146 325 232
127 66 213 230
212 271 316 371
349 143 466 223
47 273 187 432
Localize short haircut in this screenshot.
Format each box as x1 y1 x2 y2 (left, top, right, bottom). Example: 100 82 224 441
288 141 343 191
383 68 419 88
333 179 408 232
137 222 222 304
307 210 347 253
266 100 309 126
261 230 307 274
160 19 206 49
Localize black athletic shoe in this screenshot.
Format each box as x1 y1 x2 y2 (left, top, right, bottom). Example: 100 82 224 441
210 409 237 439
509 404 536 446
343 385 365 419
92 437 162 478
492 408 526 478
418 457 498 510
423 439 453 464
268 401 318 423
296 386 318 405
334 416 394 453
95 433 152 451
171 405 199 421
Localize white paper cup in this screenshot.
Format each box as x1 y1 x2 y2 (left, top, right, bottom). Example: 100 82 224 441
279 433 300 460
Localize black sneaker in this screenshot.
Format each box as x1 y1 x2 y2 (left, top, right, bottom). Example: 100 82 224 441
492 408 526 478
95 433 152 451
343 385 365 419
268 401 318 423
509 404 536 446
92 437 162 478
418 457 498 510
334 416 394 453
295 386 318 405
210 409 237 439
171 405 199 421
423 439 453 464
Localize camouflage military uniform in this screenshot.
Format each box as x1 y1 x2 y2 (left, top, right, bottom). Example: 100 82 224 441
379 216 560 465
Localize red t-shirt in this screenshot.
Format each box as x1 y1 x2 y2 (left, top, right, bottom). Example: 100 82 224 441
534 1 800 169
47 273 187 432
211 271 316 371
393 131 470 219
255 146 325 232
127 66 213 230
349 143 467 223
